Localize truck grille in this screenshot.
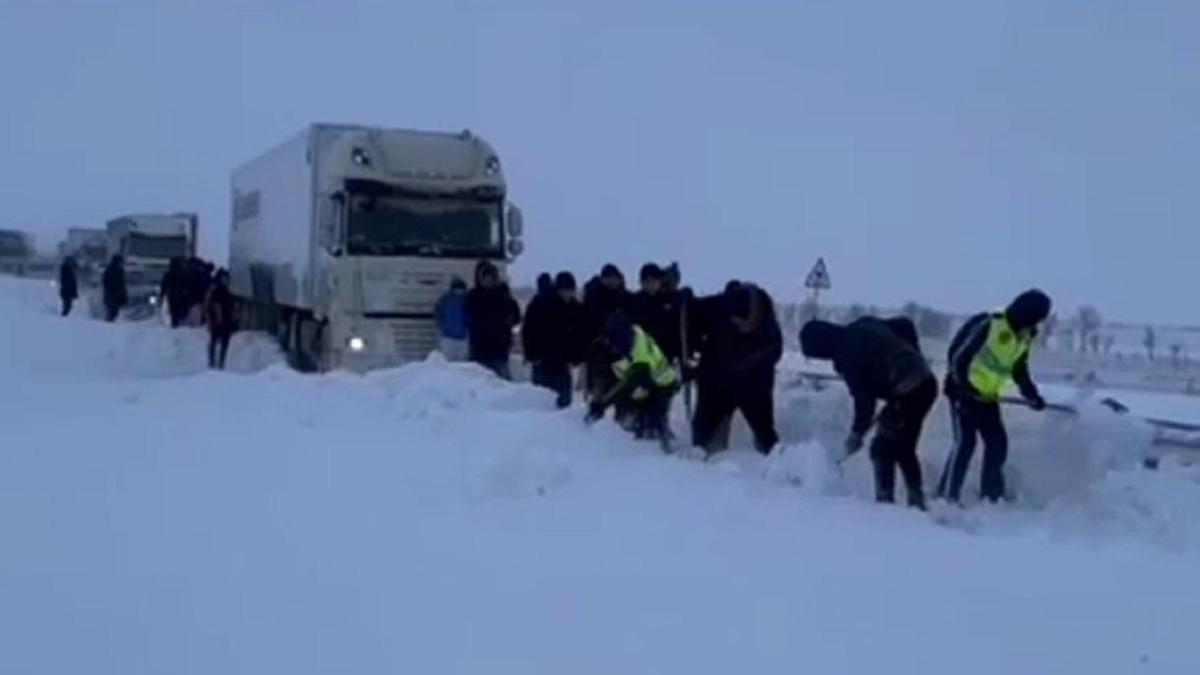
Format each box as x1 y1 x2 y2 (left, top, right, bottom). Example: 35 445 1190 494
387 320 439 361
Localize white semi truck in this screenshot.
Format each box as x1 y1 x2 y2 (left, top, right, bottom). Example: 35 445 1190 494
105 213 198 317
229 124 524 371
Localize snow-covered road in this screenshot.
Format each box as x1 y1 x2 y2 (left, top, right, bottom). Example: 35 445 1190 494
2 277 1198 674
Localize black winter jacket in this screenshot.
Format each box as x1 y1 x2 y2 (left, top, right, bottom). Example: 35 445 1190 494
801 317 933 435
692 285 783 390
630 290 683 362
522 292 585 367
465 284 521 362
58 261 78 300
102 263 127 308
582 278 631 342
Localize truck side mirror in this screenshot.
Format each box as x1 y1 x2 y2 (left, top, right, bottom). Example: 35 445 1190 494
320 193 346 257
505 203 524 238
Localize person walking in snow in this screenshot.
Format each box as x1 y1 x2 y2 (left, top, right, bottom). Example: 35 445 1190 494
800 316 937 509
159 257 191 328
689 282 783 455
434 277 470 362
204 269 236 369
464 260 521 379
58 256 78 317
101 255 127 322
586 312 678 442
937 289 1052 504
523 272 585 408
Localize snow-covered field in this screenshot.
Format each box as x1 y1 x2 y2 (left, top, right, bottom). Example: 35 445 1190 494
2 277 1199 674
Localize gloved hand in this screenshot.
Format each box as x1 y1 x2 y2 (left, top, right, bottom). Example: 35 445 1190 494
843 431 865 457
585 400 606 424
1027 394 1047 412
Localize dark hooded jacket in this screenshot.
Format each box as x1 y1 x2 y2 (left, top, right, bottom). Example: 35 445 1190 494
58 259 78 300
102 257 127 309
946 289 1050 401
582 273 631 343
464 261 522 362
522 283 584 367
692 284 783 389
630 289 683 362
800 317 933 435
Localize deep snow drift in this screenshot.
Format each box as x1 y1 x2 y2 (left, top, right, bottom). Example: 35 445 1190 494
2 277 1199 674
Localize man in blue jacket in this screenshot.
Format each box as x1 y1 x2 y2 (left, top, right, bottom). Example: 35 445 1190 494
435 277 469 361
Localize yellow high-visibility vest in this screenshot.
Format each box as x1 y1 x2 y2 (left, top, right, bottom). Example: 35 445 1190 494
968 314 1032 401
613 326 677 399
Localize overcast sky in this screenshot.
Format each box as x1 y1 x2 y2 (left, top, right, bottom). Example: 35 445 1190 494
1 0 1197 322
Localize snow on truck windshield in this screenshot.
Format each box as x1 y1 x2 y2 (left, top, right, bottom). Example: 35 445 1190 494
346 194 502 258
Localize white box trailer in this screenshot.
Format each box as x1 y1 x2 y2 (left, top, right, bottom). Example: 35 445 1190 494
229 124 524 371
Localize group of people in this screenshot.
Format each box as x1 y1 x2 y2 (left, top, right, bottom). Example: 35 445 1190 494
436 261 785 455
60 254 237 370
800 290 1052 509
437 263 1052 511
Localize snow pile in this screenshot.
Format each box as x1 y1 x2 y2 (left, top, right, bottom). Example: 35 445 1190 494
3 276 1200 673
0 277 282 380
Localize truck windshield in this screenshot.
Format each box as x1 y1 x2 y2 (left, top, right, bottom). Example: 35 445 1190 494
346 194 502 257
128 234 188 259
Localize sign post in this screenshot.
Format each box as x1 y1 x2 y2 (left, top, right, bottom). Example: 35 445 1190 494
804 257 832 311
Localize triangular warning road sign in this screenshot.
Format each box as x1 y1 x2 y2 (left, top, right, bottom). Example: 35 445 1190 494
805 257 831 290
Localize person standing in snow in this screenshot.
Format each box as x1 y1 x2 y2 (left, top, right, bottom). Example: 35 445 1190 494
434 277 470 362
800 316 937 509
689 282 783 455
58 256 78 317
159 257 190 328
937 289 1052 504
101 255 127 322
464 260 521 379
586 312 678 441
630 263 683 364
523 272 585 408
582 264 632 402
204 269 236 369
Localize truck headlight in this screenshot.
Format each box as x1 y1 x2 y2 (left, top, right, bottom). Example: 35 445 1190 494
484 156 501 176
347 336 367 352
148 294 159 306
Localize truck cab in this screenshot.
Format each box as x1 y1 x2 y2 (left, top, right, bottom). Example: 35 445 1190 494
105 213 198 318
230 124 524 371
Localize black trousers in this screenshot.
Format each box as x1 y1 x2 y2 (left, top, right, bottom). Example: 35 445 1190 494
209 330 232 370
105 303 120 322
169 304 188 328
60 297 74 317
871 377 937 508
937 397 1008 503
692 376 778 454
532 363 573 409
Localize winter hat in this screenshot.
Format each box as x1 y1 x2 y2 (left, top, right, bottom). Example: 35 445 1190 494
639 263 664 282
450 277 467 291
554 271 577 291
799 320 846 360
1006 289 1052 330
536 272 554 293
600 263 622 280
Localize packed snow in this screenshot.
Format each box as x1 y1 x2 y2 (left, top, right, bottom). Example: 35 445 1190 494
2 277 1199 674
